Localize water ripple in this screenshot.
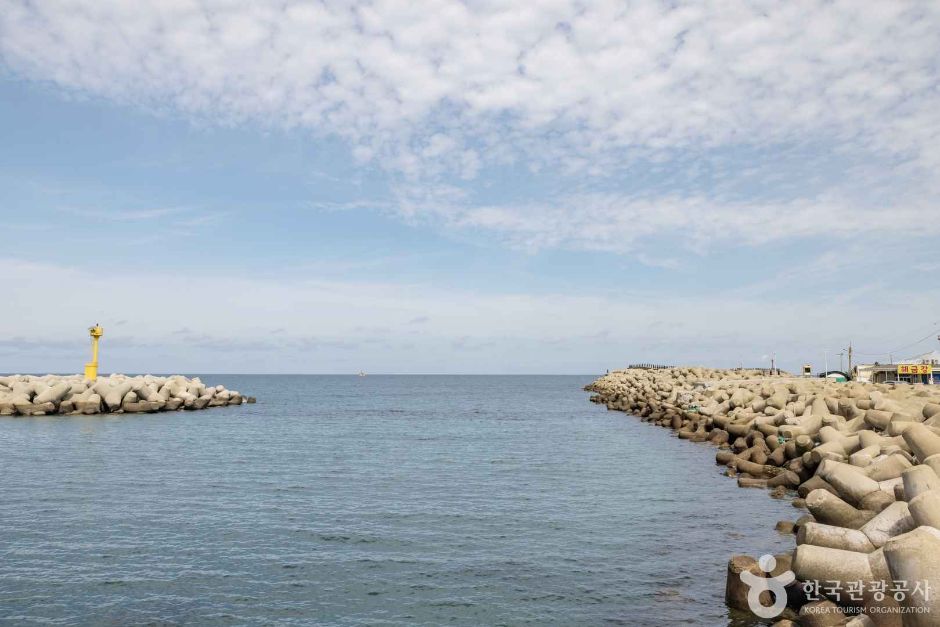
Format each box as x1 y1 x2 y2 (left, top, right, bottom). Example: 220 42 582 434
0 375 795 625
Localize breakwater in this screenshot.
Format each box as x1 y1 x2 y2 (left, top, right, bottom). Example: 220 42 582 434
586 367 940 626
0 374 254 416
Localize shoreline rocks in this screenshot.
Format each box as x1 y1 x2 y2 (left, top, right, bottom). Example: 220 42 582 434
0 374 255 416
586 366 940 625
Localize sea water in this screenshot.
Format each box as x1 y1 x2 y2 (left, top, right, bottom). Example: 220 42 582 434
0 375 796 625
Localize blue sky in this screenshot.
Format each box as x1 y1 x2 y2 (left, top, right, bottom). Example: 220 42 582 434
1 1 939 374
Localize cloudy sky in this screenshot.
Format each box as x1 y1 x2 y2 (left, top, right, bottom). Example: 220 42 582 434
1 0 939 374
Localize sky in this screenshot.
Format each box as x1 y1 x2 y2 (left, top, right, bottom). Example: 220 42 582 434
1 0 939 374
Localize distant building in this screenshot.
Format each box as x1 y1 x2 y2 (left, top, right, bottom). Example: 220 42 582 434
908 350 940 364
855 363 874 383
856 350 940 384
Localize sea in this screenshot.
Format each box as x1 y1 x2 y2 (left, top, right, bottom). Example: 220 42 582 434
0 375 797 626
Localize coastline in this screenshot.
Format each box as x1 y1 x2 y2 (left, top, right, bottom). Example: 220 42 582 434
586 367 940 626
0 374 255 416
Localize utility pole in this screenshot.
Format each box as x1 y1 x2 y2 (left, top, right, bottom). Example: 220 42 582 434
935 335 940 385
771 352 776 375
848 342 853 379
824 350 828 377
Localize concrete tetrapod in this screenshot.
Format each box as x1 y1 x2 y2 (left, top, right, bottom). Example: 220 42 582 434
725 555 770 612
33 382 70 405
805 489 876 530
903 424 940 463
817 460 882 507
793 543 875 585
0 374 253 416
582 367 940 622
882 526 940 626
793 545 901 626
908 489 940 530
902 465 940 501
797 522 876 553
817 460 895 513
864 454 913 482
858 501 916 549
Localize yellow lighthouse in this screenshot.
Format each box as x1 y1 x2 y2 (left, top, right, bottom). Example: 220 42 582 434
84 324 104 380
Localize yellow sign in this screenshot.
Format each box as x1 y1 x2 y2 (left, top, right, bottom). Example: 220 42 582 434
897 364 932 375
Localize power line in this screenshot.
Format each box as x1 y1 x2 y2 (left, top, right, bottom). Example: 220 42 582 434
851 322 940 357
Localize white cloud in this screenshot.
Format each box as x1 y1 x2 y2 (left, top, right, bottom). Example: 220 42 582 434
62 206 184 221
1 258 938 373
395 188 940 255
1 0 938 253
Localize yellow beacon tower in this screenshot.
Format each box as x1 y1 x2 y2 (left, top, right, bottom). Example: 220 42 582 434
84 324 104 380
